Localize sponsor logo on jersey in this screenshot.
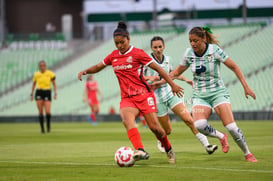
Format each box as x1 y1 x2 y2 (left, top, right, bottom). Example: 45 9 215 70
113 64 133 71
207 54 213 62
126 56 133 63
147 97 155 106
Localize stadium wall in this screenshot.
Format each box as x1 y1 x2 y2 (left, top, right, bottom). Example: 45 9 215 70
0 112 272 123
5 0 83 37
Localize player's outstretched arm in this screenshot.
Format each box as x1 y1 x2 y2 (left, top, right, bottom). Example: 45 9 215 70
224 58 256 100
151 64 190 89
169 65 189 79
148 62 184 97
143 75 160 82
176 75 193 87
78 62 106 81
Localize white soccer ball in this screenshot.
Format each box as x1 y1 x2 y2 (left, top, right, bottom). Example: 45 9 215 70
114 146 135 167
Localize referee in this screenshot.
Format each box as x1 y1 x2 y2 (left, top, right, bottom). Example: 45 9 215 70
31 60 57 133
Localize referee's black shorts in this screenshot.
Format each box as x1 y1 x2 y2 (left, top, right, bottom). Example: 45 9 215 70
35 89 51 101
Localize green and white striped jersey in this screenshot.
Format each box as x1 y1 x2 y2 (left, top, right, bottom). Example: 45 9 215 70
144 54 173 103
181 44 229 94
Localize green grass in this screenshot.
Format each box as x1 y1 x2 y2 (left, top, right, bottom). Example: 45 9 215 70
0 121 272 181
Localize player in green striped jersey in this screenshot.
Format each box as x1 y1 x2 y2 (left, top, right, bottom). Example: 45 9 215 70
144 36 218 154
169 27 257 162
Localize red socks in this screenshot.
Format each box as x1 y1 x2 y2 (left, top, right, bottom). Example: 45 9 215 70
90 112 96 122
157 133 171 152
138 116 146 126
127 128 144 150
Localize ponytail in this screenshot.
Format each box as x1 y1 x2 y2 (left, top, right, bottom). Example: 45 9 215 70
189 26 219 46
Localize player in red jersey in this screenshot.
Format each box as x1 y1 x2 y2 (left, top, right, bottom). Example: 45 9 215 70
78 22 184 164
83 75 102 125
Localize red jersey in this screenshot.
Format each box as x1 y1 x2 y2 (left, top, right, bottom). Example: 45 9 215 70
103 46 154 98
86 80 98 99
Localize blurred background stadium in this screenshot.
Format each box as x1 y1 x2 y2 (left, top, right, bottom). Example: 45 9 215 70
0 0 273 121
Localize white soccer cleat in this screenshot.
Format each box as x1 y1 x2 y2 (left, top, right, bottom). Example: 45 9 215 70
167 148 176 164
133 150 149 161
206 144 218 155
157 140 165 153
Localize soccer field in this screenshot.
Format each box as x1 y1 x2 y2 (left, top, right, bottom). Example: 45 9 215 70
0 121 272 181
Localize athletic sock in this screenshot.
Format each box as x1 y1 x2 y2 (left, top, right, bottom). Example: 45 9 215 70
225 122 250 155
156 133 171 152
90 112 96 122
195 132 210 147
127 127 144 150
39 114 45 133
46 114 51 132
141 119 146 126
194 119 224 139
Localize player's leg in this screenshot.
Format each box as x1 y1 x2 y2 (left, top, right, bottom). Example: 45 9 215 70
44 100 51 133
138 114 147 127
158 115 172 135
192 104 229 153
90 104 99 124
36 100 45 133
120 107 149 161
171 102 217 154
214 103 257 162
144 112 176 164
155 102 171 152
156 115 171 152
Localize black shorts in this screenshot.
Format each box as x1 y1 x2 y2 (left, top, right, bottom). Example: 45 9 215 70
35 90 51 101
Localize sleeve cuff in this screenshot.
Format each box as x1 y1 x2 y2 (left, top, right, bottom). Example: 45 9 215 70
145 59 154 66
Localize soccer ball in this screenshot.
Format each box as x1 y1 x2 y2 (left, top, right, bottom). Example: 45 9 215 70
114 146 135 167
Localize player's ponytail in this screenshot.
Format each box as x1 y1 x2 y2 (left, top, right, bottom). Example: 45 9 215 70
189 26 219 46
113 21 129 39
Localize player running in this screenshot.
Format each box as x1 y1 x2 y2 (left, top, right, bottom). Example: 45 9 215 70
31 60 57 133
168 26 257 162
83 75 102 125
144 36 217 154
78 22 184 164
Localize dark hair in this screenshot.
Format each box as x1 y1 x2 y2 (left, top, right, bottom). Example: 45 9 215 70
39 60 46 65
113 22 129 38
150 36 165 47
189 27 219 46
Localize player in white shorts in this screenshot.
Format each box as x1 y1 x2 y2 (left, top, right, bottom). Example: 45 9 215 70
144 36 218 154
169 27 257 162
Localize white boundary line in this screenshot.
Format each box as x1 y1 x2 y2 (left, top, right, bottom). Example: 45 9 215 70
0 160 272 174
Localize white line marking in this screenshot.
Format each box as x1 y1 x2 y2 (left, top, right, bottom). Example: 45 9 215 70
0 160 272 174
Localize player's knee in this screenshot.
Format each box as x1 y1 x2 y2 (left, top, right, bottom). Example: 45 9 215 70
165 128 172 135
193 119 207 131
148 123 161 134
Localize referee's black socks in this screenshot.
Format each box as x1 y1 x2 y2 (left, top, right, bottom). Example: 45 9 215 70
39 114 45 133
46 114 51 133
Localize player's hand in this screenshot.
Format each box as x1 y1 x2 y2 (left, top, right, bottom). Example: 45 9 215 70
78 71 87 81
30 95 33 101
244 86 256 100
54 94 57 100
150 76 160 82
150 81 161 90
171 83 184 98
186 80 194 88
